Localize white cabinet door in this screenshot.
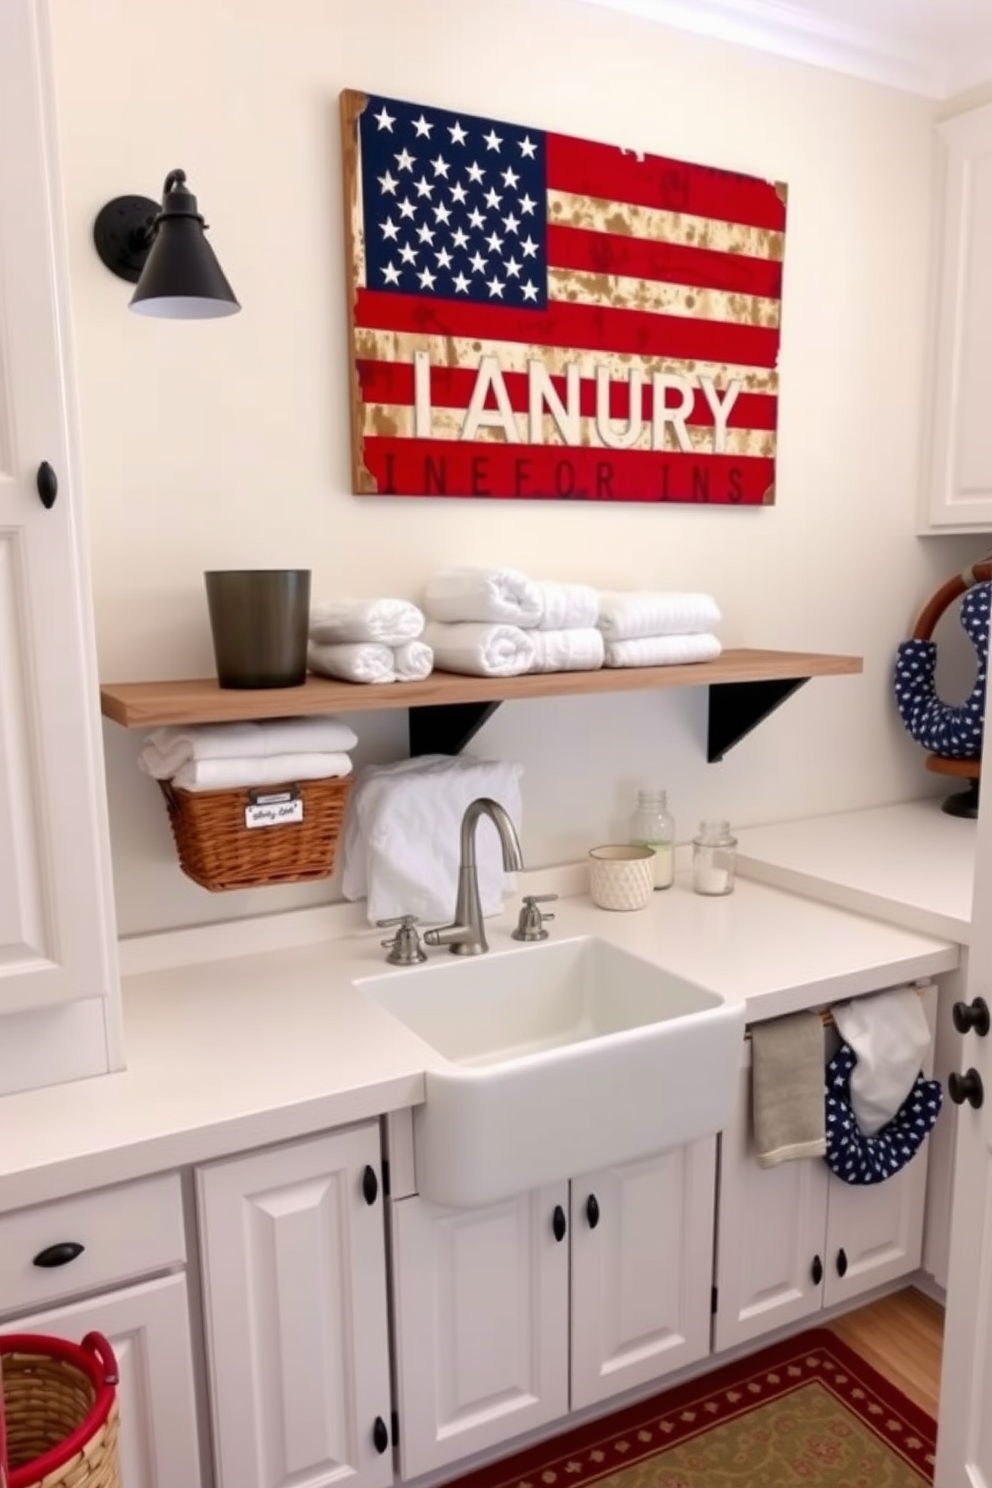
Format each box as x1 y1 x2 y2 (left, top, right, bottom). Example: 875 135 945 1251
821 1157 929 1308
197 1126 393 1488
390 1184 569 1480
923 100 992 531
714 1062 829 1352
0 0 119 1062
9 1273 203 1488
570 1141 715 1411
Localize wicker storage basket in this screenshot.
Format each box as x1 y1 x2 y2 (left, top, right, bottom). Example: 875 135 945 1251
1 1332 119 1488
159 774 351 891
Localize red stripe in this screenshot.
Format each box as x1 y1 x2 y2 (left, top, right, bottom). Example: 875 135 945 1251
546 133 787 233
547 224 782 300
356 359 778 430
355 289 780 369
360 438 773 504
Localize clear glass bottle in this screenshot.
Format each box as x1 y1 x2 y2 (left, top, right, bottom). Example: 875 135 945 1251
692 819 737 896
629 789 675 890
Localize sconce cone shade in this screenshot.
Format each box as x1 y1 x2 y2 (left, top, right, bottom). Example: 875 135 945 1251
94 169 240 320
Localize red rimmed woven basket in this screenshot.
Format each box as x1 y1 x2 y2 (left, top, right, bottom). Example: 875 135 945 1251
158 774 352 891
0 1332 119 1488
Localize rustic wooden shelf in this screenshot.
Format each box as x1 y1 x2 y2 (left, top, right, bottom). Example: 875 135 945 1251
100 648 863 761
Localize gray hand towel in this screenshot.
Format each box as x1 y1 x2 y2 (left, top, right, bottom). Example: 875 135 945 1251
751 1011 826 1168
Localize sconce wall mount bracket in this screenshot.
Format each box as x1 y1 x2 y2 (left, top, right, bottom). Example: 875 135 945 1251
93 195 160 284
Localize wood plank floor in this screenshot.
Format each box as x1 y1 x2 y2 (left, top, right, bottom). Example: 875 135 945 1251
826 1287 944 1418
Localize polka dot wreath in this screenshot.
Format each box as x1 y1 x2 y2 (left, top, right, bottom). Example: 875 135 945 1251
893 582 990 759
825 1043 942 1186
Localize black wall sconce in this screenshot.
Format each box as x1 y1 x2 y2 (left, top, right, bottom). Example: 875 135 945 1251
93 169 240 319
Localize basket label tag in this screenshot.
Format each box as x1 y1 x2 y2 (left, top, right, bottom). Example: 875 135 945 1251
245 787 304 829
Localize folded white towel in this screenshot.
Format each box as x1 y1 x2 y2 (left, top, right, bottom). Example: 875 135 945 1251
309 596 424 646
424 621 536 677
597 591 722 640
308 641 396 684
169 752 353 793
139 718 358 779
342 754 524 924
393 639 433 680
832 988 931 1136
534 581 599 630
424 566 544 627
527 628 605 673
603 633 722 668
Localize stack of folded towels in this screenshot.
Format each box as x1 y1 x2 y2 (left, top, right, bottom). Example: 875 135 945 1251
307 598 432 684
423 566 604 676
597 591 722 668
138 716 358 792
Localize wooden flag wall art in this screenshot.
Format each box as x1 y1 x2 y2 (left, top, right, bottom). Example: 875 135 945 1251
340 89 786 505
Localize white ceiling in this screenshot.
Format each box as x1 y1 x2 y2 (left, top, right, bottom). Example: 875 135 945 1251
581 0 992 97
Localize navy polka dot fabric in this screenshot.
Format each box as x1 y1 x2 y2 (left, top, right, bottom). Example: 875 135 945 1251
825 1043 942 1186
893 582 989 759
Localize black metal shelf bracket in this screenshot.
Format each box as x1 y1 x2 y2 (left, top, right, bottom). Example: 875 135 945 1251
407 675 813 760
707 677 808 762
409 701 503 756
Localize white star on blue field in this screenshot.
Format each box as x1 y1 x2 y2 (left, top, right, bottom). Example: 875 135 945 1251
359 94 548 309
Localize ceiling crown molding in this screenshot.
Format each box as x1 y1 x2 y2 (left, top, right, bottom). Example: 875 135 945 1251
577 0 953 97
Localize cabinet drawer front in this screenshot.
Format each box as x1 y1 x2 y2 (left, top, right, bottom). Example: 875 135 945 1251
0 1173 185 1316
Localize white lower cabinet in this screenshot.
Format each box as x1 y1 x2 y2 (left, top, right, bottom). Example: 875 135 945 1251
391 1141 715 1479
11 1274 203 1488
714 1009 935 1352
570 1143 715 1411
196 1124 394 1488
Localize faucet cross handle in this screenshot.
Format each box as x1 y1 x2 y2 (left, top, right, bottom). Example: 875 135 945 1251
376 914 427 966
512 894 558 943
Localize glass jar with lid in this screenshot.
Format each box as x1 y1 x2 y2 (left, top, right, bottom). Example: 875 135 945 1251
629 789 675 890
692 819 737 896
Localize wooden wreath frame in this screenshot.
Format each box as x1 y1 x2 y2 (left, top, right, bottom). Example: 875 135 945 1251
909 560 990 818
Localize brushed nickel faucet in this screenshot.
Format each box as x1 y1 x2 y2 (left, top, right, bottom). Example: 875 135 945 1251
423 797 524 956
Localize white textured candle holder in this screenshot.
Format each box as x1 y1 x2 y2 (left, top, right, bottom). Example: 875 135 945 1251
588 844 656 911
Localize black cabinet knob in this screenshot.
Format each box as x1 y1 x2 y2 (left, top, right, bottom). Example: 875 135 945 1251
32 1241 84 1269
36 461 58 510
586 1194 600 1230
953 998 991 1037
810 1254 823 1286
552 1205 567 1242
949 1069 985 1109
835 1248 848 1279
362 1165 379 1206
372 1417 389 1454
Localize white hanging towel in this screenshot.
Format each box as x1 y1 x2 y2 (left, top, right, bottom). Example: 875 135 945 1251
603 634 722 668
139 717 358 779
423 566 544 627
341 754 524 924
308 640 396 684
393 640 433 679
831 988 932 1136
170 753 353 792
597 591 722 640
527 628 605 673
309 596 425 646
533 581 599 630
424 621 536 677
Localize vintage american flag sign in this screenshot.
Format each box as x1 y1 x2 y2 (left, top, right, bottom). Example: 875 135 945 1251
340 89 786 504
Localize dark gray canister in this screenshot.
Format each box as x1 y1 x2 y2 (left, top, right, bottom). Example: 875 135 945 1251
204 569 311 688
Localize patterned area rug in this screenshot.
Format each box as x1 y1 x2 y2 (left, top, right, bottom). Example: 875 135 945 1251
451 1330 936 1488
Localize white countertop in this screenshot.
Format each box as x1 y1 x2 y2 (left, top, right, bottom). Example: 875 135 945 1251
0 869 957 1213
736 798 976 942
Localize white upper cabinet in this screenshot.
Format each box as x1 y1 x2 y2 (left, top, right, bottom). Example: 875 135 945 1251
0 0 120 1081
922 100 992 532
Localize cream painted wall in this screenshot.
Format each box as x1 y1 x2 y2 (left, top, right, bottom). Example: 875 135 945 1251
48 0 984 936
